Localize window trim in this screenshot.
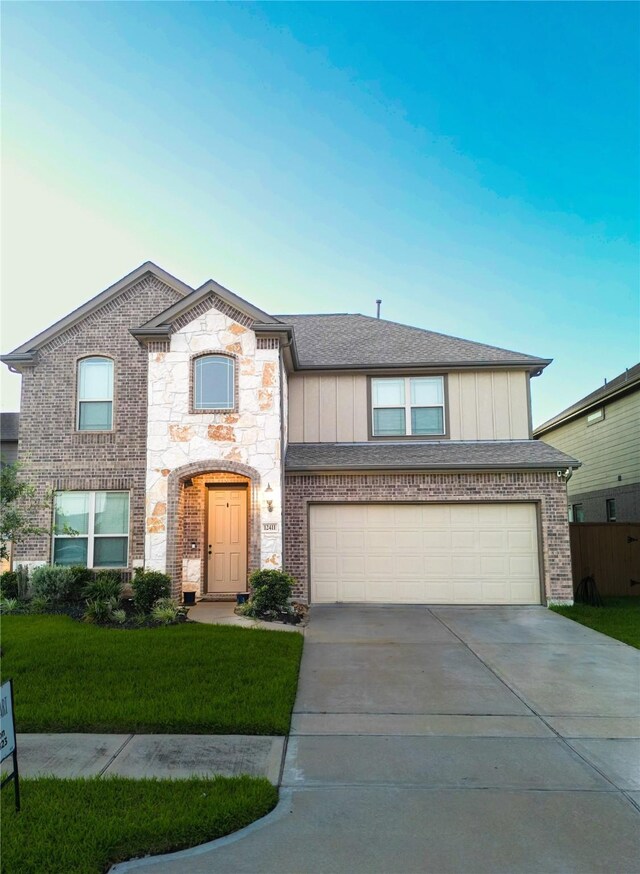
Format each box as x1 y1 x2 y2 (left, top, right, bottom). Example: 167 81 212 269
52 490 130 569
189 352 239 414
368 374 449 440
76 355 115 433
587 408 605 426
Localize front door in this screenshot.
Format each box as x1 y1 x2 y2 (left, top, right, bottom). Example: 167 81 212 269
206 487 248 593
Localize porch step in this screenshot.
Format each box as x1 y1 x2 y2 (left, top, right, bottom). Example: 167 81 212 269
199 593 240 602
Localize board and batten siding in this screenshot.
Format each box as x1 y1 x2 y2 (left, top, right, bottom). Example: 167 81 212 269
288 370 530 442
538 390 640 496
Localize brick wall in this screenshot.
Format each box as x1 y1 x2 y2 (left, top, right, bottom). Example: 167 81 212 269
15 274 183 567
284 470 572 603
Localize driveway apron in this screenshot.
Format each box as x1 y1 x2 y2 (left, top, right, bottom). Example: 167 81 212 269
113 605 640 874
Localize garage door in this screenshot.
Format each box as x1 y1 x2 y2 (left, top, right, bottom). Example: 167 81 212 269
310 503 541 605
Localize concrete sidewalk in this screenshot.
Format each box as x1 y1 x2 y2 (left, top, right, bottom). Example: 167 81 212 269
5 733 285 784
111 605 640 874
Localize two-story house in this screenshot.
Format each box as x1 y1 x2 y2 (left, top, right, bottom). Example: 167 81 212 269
534 364 640 523
2 262 579 605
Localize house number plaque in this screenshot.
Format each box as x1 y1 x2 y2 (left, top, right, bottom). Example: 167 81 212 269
262 522 280 533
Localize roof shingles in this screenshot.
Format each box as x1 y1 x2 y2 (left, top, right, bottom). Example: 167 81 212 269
276 314 549 370
285 440 579 471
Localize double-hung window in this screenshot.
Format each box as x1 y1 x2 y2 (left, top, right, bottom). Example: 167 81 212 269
53 491 129 567
371 376 446 437
77 357 113 430
193 355 235 410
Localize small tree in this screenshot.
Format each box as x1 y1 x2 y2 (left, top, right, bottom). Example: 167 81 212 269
0 462 50 562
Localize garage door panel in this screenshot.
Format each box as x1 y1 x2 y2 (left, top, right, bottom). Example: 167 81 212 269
424 530 451 549
425 555 452 576
310 503 541 605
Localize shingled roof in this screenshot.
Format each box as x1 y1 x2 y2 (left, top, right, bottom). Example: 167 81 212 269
285 440 579 472
534 363 640 436
276 314 550 371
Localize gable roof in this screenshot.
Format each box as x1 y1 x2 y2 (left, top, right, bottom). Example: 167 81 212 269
275 314 551 371
285 440 580 472
534 362 640 437
1 262 193 364
131 278 282 338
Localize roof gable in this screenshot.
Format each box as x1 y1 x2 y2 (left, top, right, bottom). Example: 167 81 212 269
2 262 192 363
132 279 282 338
276 313 550 371
534 362 640 436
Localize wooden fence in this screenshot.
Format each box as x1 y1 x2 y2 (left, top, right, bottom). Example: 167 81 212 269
569 523 640 598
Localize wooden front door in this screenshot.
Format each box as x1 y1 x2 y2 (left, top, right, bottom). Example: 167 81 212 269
206 487 248 593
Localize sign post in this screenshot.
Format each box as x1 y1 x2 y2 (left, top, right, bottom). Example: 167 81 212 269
0 679 20 812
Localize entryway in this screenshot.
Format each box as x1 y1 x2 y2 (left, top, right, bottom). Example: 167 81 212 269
205 486 247 594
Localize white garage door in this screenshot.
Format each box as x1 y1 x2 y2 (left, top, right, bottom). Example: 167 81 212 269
310 503 541 605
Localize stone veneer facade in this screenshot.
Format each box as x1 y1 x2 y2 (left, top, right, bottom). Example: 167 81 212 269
284 471 572 604
144 305 283 595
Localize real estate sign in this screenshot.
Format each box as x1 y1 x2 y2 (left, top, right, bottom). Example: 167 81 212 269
0 681 16 762
0 679 20 811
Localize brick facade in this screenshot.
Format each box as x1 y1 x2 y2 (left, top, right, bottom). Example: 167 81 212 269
15 274 183 567
284 470 573 604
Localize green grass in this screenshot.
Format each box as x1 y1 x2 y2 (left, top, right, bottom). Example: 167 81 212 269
550 597 640 648
0 615 303 734
1 776 277 874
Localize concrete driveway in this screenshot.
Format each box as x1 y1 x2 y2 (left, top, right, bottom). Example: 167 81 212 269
114 605 640 874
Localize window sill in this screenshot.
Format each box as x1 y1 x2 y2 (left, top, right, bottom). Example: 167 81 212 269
369 434 449 441
72 432 116 444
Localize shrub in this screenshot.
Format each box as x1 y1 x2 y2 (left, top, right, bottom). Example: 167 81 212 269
0 571 18 600
29 596 50 614
132 569 171 614
83 571 122 603
244 569 295 618
0 597 19 613
111 608 127 625
67 566 95 602
84 597 119 625
151 597 181 625
14 564 30 600
31 565 75 603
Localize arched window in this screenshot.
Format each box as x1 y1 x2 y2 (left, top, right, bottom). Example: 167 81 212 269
77 357 113 430
193 355 234 410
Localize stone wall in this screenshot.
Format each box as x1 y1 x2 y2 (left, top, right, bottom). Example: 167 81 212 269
284 470 572 604
145 305 283 590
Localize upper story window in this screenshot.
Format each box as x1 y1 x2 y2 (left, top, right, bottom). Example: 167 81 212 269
371 376 445 437
587 408 605 425
77 357 113 431
53 490 129 567
193 355 235 410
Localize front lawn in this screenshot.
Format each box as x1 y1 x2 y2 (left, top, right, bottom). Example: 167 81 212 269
1 776 277 874
0 615 303 734
550 597 640 649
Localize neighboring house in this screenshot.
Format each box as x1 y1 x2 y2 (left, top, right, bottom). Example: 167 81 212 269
1 262 579 606
1 412 19 465
534 364 640 523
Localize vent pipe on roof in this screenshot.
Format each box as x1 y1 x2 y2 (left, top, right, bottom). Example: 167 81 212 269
376 299 382 319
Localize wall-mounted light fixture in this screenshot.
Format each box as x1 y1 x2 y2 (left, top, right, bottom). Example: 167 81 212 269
265 482 274 513
183 478 193 488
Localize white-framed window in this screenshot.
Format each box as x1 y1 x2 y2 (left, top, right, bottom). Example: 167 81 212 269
193 355 235 410
371 376 445 437
53 491 129 567
587 408 604 425
77 357 113 430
